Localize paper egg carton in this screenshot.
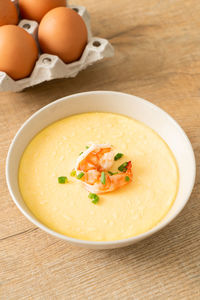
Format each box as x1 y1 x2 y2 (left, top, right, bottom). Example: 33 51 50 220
0 2 114 92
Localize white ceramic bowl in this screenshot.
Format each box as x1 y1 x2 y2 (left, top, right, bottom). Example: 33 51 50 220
6 91 196 249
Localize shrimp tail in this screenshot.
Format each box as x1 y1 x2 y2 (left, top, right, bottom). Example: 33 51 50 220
126 161 133 178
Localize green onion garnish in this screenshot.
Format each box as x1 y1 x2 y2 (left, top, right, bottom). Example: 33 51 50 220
114 153 123 161
88 193 99 204
86 146 89 149
125 176 130 182
101 172 106 185
79 151 83 155
92 197 99 204
118 162 128 172
77 172 84 179
88 193 94 199
70 169 76 177
108 171 118 176
58 176 68 184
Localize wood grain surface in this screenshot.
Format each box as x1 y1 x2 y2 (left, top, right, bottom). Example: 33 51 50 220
0 0 200 299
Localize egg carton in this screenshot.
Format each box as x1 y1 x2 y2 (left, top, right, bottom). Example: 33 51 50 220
0 2 114 92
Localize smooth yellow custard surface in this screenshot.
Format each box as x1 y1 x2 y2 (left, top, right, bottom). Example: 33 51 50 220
18 113 179 241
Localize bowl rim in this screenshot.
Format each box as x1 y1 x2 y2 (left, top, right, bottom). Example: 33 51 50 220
6 91 196 247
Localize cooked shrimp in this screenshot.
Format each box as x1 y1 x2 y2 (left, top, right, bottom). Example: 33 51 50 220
75 144 133 194
81 161 133 194
76 144 114 172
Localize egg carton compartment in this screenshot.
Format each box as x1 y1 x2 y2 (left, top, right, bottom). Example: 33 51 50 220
0 3 114 92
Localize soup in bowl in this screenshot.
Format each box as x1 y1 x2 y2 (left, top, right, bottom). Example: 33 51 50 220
6 91 196 249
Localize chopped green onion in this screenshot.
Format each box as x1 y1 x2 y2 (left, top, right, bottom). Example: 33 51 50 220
77 172 84 179
92 197 99 204
88 192 95 199
70 169 76 177
125 176 130 182
108 171 118 176
118 162 128 172
88 193 99 204
101 172 106 185
108 171 114 176
86 146 89 149
58 176 68 184
79 151 83 155
114 153 124 161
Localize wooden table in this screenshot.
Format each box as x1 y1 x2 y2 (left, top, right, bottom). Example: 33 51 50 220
1 0 199 299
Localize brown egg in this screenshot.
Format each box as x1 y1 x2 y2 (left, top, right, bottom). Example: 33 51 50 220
19 0 66 23
38 7 88 63
0 25 38 80
0 0 18 26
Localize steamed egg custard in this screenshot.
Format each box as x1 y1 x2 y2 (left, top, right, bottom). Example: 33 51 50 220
18 113 179 241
